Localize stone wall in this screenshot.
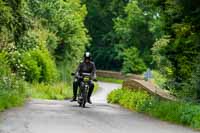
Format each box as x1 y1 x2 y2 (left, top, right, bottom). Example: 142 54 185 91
122 79 176 101
96 70 143 80
96 70 124 79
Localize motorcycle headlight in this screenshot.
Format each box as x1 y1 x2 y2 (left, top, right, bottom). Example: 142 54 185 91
83 77 89 82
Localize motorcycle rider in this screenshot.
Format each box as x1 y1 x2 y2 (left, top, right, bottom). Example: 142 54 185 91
70 52 96 104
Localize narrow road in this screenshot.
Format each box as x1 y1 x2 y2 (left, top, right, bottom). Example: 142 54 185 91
0 82 199 133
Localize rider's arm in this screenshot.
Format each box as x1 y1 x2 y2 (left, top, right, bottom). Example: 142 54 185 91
75 63 82 78
91 62 97 80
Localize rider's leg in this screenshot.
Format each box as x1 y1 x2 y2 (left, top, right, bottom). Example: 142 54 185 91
87 81 94 104
71 80 79 102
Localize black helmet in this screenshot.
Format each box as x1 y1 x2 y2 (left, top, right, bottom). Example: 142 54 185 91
84 52 91 60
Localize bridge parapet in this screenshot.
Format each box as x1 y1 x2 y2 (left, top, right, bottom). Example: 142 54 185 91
97 70 176 101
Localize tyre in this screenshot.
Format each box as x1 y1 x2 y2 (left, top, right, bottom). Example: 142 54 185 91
82 88 87 108
82 101 86 108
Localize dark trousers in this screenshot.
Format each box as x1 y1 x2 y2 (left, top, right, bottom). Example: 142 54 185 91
73 79 94 99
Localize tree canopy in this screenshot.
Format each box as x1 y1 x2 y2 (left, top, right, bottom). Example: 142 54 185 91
84 0 200 100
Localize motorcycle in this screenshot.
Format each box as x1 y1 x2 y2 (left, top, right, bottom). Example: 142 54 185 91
71 72 97 108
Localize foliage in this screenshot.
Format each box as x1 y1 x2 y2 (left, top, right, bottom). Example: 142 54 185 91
153 0 200 99
0 52 28 111
180 55 200 100
122 47 146 74
0 0 30 111
31 82 98 100
84 0 200 100
30 82 72 100
28 0 89 81
0 0 89 111
151 36 172 75
0 0 200 113
152 70 167 89
85 0 163 72
16 30 39 51
21 49 58 82
82 0 127 70
108 88 200 129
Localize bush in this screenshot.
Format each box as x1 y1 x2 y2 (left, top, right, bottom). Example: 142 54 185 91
10 49 58 83
107 88 200 130
0 52 28 111
152 70 167 89
107 89 124 104
30 49 58 82
21 51 42 82
122 47 146 74
16 30 39 51
28 0 89 81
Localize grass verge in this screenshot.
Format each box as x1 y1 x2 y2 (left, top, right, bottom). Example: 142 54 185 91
94 82 99 93
0 52 28 111
97 77 123 84
30 82 73 100
30 81 99 100
107 88 200 130
0 79 28 111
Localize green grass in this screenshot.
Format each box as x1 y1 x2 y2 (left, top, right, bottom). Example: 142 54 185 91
0 90 27 111
0 53 28 111
0 79 28 111
30 81 99 100
97 77 123 84
107 88 200 130
30 82 73 100
0 77 98 111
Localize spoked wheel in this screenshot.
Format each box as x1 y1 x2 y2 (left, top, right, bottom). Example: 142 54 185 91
78 97 82 107
78 99 85 108
81 90 87 108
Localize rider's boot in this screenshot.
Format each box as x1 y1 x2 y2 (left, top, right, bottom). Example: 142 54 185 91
70 96 77 102
87 97 92 104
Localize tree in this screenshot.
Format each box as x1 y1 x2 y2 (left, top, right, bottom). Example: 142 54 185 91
28 0 89 81
122 47 146 74
82 0 127 70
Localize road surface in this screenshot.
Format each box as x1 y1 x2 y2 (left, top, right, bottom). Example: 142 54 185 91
0 82 199 133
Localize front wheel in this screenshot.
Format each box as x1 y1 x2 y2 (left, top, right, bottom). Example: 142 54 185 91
82 101 86 108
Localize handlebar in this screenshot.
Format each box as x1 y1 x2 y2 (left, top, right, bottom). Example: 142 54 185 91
71 72 97 82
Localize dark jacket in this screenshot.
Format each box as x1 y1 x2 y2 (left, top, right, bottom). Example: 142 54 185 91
75 61 96 79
